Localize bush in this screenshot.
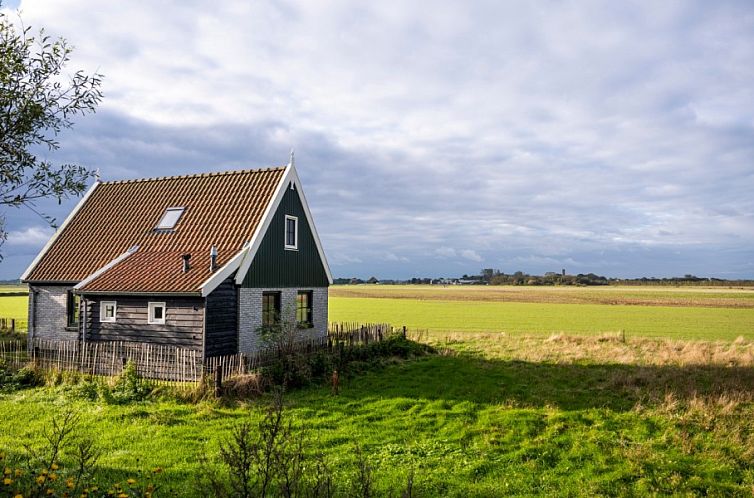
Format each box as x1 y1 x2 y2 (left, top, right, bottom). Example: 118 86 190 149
256 335 432 394
104 361 152 404
0 360 43 393
199 390 418 497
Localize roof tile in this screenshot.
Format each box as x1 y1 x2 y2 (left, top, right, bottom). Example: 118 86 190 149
25 167 286 293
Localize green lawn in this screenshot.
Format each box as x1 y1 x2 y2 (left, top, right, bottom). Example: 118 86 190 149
330 296 754 341
3 335 754 496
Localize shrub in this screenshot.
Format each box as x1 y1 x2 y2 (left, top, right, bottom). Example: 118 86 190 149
105 361 152 404
0 360 43 393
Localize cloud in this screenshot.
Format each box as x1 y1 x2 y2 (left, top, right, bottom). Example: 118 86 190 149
6 226 54 247
434 247 456 258
460 249 482 263
0 0 752 279
383 252 409 263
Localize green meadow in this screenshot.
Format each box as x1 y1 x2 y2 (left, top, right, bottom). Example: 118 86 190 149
329 296 754 341
3 334 754 496
1 285 754 495
0 295 27 321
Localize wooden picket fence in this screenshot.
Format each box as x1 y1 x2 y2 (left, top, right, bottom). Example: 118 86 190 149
0 323 402 387
0 317 27 332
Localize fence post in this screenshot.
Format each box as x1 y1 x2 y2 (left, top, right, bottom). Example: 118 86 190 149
10 319 14 332
214 367 223 397
403 326 407 339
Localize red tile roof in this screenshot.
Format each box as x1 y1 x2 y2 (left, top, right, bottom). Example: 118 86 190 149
24 167 286 293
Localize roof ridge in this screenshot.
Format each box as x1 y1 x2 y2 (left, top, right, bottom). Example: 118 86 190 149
101 165 287 185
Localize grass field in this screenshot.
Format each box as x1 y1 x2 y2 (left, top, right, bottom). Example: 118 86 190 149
330 285 754 342
0 295 28 320
2 334 754 495
0 284 28 324
2 284 752 340
2 285 754 495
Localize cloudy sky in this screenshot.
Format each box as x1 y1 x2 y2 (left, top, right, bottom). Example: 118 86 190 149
1 0 753 280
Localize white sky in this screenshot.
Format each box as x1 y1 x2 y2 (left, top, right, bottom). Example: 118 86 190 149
2 0 753 279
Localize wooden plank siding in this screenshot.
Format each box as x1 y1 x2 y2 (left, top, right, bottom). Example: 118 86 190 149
242 184 329 288
204 277 238 357
83 296 204 350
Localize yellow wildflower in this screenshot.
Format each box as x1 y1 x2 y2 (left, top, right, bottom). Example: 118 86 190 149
36 475 46 485
127 478 136 485
3 467 10 475
46 489 54 496
152 467 162 474
66 478 75 489
15 469 22 477
4 477 13 485
15 494 23 498
49 473 58 481
50 463 59 471
118 493 128 498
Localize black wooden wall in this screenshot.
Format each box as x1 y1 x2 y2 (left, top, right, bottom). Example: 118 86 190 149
204 277 238 357
82 295 204 351
242 184 329 288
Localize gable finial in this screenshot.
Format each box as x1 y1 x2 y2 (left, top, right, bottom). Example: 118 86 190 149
289 148 295 168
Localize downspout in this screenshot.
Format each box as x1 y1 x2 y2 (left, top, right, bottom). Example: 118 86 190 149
81 297 87 349
28 287 36 349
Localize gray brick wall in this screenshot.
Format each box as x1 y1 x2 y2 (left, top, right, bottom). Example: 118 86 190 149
238 287 328 354
29 285 79 342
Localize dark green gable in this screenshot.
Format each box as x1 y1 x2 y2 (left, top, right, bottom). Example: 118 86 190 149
241 183 329 288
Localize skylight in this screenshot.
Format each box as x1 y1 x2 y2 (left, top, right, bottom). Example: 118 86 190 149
155 207 184 230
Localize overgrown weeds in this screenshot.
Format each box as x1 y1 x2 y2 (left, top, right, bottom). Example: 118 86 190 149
1 407 163 497
198 389 417 498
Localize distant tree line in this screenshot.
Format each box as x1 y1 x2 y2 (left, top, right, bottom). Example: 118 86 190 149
334 271 754 287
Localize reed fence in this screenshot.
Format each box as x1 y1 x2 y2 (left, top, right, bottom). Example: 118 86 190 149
0 322 402 387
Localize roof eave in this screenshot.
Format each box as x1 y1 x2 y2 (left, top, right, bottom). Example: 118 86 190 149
74 290 203 297
20 181 101 282
233 161 333 286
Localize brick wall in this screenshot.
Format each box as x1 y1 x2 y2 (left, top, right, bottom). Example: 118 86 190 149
28 285 79 341
238 287 328 354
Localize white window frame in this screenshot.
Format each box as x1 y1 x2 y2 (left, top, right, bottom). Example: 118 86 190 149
148 301 166 325
155 207 185 230
100 301 117 323
284 215 298 250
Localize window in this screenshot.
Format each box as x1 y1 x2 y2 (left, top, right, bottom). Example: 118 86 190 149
284 215 298 250
296 291 313 328
100 301 116 323
148 302 166 325
262 292 281 326
155 207 185 230
66 290 80 328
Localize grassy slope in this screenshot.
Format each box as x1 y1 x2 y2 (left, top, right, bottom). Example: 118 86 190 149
3 335 754 496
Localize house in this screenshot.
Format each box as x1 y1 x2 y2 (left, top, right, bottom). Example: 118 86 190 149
20 158 332 357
